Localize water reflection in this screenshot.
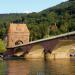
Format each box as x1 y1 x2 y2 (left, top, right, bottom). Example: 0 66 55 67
0 59 75 75
7 60 29 75
0 60 7 75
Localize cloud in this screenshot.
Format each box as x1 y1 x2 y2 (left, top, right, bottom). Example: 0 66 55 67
23 10 33 13
62 0 68 2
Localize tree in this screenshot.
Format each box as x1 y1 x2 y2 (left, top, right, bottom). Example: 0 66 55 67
69 0 75 1
0 39 6 53
58 12 71 33
48 12 57 24
39 24 49 38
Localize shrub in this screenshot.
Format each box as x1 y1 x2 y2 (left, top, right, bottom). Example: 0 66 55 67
0 39 6 53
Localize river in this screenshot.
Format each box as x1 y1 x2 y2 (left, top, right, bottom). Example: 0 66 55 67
0 58 75 75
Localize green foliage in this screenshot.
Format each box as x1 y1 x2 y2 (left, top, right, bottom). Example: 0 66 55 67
0 39 6 53
48 12 57 24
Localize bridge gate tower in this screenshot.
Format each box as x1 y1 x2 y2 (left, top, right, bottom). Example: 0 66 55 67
7 23 30 48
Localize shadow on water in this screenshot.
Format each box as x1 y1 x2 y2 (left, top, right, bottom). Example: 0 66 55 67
0 58 75 75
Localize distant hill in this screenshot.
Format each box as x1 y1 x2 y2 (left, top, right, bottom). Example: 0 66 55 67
0 0 75 41
41 0 75 14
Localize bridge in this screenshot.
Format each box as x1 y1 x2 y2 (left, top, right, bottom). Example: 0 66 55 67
4 31 75 59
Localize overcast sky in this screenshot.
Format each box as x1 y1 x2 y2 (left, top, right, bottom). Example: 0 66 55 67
0 0 68 14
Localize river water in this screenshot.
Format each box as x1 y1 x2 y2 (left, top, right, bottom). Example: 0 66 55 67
0 58 75 75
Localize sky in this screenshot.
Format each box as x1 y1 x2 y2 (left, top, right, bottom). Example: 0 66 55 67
0 0 68 14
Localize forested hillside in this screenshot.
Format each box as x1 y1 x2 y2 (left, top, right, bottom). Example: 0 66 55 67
0 0 75 41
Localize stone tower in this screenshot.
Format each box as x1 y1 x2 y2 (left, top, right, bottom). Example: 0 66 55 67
7 23 30 48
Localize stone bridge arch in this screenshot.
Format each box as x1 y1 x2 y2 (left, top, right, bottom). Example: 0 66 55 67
13 47 24 57
25 44 44 59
